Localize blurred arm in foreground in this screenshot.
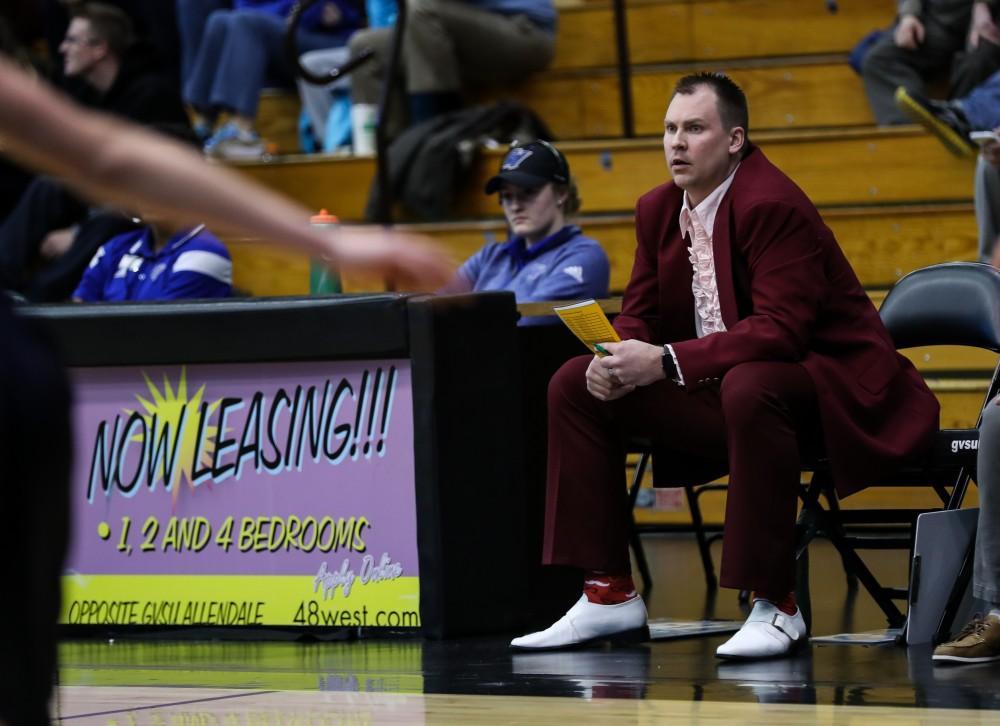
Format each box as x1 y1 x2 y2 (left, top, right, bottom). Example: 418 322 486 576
0 56 454 290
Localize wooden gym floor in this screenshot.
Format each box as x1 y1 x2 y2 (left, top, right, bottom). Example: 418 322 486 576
56 536 1000 724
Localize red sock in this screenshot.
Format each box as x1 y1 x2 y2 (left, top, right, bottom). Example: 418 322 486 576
583 572 637 604
752 591 797 616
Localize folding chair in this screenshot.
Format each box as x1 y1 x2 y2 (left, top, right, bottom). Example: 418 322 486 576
627 441 727 593
795 262 1000 630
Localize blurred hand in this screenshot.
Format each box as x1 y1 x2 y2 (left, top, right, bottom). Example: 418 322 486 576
894 14 925 49
321 2 343 26
39 227 76 259
970 2 1000 48
586 354 635 401
326 226 455 290
982 129 1000 167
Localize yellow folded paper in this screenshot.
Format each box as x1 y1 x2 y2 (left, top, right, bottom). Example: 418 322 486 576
553 299 620 356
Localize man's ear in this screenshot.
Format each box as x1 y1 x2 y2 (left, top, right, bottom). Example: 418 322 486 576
93 39 111 62
729 127 746 155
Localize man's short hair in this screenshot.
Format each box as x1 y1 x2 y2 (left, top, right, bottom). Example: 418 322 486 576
71 2 134 58
674 72 750 141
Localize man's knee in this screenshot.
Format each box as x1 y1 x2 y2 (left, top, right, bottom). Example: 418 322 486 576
981 398 1000 441
227 8 281 36
860 37 901 78
547 355 591 411
349 27 387 56
407 0 444 27
719 362 789 425
205 9 234 33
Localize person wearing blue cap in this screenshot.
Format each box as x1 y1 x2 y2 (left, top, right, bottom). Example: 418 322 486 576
441 140 610 324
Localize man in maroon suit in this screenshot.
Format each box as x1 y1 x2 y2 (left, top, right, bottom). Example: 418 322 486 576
511 72 940 659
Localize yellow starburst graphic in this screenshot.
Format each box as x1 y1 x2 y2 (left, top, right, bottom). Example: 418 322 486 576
126 367 221 503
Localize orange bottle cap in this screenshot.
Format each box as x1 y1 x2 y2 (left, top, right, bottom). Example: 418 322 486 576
310 209 339 224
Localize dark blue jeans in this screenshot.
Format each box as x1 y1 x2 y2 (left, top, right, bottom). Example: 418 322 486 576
960 68 1000 130
181 7 350 118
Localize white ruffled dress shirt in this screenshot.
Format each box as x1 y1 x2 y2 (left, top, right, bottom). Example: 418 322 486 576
666 166 739 384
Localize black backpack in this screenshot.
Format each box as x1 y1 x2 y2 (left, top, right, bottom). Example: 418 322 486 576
366 101 553 222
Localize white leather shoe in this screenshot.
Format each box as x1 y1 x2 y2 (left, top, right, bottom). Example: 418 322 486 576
715 599 807 660
510 595 649 650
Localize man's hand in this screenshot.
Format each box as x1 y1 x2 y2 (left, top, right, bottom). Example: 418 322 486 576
321 2 343 27
327 226 455 290
39 227 76 260
586 354 635 401
970 2 1000 48
894 14 925 49
597 340 668 389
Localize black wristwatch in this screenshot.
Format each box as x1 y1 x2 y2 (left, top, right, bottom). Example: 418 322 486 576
661 344 679 382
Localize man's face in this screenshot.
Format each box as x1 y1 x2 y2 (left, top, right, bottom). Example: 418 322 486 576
663 85 744 206
60 18 107 78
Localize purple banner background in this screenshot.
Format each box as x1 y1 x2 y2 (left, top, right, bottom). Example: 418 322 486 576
66 360 418 577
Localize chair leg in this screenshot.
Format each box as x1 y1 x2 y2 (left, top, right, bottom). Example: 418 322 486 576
684 484 718 590
628 450 653 592
795 541 812 635
822 488 858 593
934 532 977 644
629 513 653 596
822 515 906 628
800 477 905 629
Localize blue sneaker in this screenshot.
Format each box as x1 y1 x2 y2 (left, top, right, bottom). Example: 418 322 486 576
192 119 213 143
204 122 265 160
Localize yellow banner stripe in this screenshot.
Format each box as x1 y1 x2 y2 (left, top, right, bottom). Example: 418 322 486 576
61 575 421 628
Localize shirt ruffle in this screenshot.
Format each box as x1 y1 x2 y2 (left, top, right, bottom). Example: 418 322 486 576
682 209 726 337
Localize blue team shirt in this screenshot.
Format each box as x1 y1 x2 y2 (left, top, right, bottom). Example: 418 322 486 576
453 225 609 325
73 226 233 302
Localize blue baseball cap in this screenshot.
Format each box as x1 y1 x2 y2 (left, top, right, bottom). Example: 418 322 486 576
484 140 570 194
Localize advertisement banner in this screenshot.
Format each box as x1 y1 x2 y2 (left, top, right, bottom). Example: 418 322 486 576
61 360 420 629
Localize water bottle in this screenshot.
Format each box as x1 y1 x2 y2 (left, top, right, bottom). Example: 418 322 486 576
366 0 397 28
351 103 377 156
309 209 342 294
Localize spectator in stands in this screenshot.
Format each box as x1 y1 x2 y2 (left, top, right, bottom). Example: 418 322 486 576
73 219 232 302
441 141 609 324
933 396 1000 664
861 0 1000 126
346 0 556 146
296 45 353 152
895 81 1000 261
179 0 362 158
0 2 190 300
510 73 939 659
56 3 188 128
41 0 182 84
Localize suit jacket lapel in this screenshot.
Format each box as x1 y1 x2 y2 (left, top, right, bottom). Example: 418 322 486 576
711 193 740 329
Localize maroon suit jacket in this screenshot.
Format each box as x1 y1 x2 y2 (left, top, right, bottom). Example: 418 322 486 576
613 145 940 496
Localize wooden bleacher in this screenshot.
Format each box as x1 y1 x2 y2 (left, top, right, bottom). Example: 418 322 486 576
228 129 978 295
258 0 893 147
232 0 992 526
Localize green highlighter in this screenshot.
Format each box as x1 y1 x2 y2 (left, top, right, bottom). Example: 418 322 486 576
594 343 610 356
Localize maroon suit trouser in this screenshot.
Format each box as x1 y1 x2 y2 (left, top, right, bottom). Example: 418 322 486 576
542 355 821 595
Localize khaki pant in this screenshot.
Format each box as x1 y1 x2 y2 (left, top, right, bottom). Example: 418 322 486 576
349 0 554 121
976 399 1000 605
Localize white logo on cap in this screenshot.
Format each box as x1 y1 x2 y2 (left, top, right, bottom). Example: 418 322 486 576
503 148 534 170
